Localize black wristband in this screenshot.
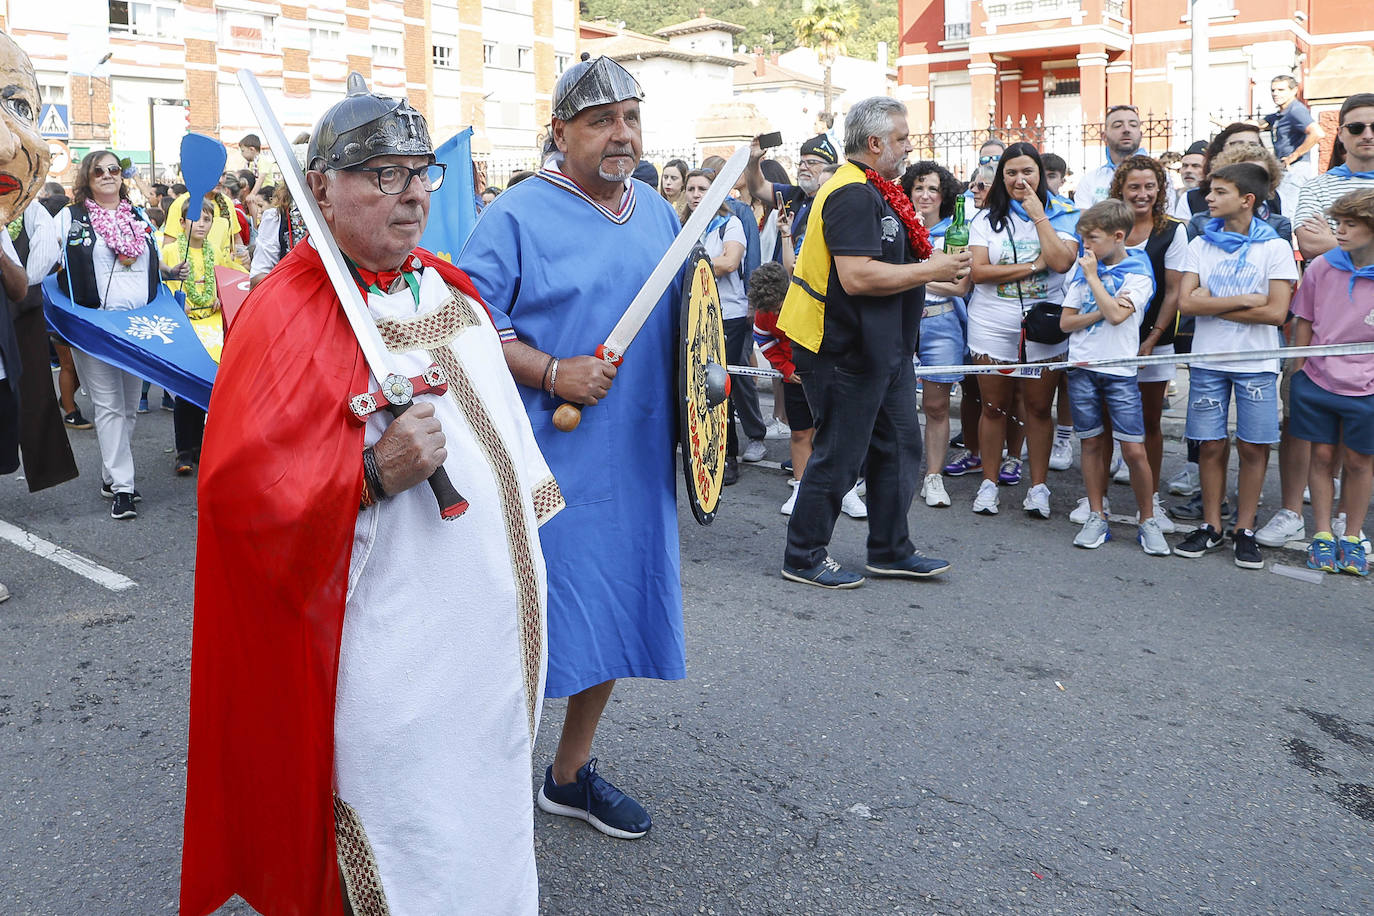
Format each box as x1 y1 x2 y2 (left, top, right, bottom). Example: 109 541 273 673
362 446 387 501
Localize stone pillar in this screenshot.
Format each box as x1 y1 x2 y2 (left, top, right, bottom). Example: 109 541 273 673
182 0 219 136
403 0 432 121
280 4 312 100
1106 57 1132 107
457 0 487 149
1077 45 1109 124
969 54 998 137
346 0 372 81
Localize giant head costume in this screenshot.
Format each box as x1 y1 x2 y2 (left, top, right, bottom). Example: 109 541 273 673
0 31 50 224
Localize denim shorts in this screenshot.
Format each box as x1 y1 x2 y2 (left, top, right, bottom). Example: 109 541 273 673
1067 368 1145 442
1185 367 1281 444
917 302 966 384
1288 369 1374 455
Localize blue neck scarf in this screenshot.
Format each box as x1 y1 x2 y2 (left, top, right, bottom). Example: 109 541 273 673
1066 250 1154 314
926 216 951 241
702 212 729 244
1009 196 1080 234
1322 246 1374 295
1200 216 1279 266
1329 163 1374 180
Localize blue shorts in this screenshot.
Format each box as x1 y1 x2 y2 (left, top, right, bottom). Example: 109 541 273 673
1067 368 1145 442
1185 367 1281 445
917 301 966 384
1288 369 1374 455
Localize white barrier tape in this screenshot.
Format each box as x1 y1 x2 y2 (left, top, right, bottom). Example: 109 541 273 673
727 342 1374 381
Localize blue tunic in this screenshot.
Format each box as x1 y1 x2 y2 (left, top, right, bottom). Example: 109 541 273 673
458 169 686 698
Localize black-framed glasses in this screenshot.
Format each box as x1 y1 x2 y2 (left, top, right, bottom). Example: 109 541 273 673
344 162 446 195
1343 121 1373 136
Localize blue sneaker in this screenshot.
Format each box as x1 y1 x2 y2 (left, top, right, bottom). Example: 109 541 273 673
136 396 150 414
1337 537 1369 577
537 759 651 839
1307 534 1337 573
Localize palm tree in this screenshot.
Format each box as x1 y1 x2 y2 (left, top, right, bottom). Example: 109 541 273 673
793 0 858 128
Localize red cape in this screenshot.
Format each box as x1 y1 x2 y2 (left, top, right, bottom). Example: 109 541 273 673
180 243 489 916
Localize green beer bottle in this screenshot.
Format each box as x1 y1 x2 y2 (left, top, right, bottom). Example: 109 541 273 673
944 193 969 256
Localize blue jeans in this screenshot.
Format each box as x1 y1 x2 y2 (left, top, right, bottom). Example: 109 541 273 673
1067 369 1145 442
1185 367 1280 445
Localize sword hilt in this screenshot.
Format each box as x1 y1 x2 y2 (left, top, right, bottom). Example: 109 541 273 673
552 345 621 433
387 400 469 520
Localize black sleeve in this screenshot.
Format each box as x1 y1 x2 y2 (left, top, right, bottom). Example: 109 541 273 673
822 185 883 257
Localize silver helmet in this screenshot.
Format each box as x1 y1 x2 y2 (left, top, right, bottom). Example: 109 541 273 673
307 72 432 171
551 53 644 122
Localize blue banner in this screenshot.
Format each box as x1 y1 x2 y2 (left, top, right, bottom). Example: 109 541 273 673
419 128 476 263
43 276 219 411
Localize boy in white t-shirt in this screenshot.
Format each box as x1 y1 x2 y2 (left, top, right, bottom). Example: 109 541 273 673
1173 162 1299 569
1059 200 1163 553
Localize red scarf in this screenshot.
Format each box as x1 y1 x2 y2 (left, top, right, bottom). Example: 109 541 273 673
352 251 423 294
864 168 933 261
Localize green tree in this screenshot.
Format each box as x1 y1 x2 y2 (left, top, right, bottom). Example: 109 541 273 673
792 0 859 126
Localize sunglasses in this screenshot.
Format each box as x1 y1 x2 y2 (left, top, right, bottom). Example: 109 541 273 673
1342 121 1373 135
978 155 1000 165
970 182 989 191
92 164 123 177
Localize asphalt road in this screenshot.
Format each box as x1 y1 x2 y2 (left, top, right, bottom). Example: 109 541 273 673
1 393 1371 915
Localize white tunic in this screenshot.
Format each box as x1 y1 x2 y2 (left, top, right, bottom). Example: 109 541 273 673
334 266 562 916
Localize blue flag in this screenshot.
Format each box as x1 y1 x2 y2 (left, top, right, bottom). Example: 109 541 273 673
43 276 219 410
419 128 477 263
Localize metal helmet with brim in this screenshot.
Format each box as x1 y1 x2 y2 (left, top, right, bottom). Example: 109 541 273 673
307 72 433 171
551 53 644 122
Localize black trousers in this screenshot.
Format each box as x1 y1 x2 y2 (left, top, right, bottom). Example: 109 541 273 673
173 397 206 458
784 352 922 569
723 316 766 457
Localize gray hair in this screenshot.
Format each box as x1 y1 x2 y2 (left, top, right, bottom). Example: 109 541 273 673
843 97 907 157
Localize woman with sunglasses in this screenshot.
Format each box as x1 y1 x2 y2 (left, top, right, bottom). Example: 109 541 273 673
55 150 166 520
966 142 1079 517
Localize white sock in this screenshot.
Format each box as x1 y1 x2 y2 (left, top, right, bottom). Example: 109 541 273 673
1055 425 1072 442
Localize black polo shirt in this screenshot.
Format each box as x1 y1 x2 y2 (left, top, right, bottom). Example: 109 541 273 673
815 174 924 374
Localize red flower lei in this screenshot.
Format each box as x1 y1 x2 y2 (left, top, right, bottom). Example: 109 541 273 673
864 168 933 261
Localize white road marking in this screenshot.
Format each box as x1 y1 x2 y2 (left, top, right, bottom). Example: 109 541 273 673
0 518 137 592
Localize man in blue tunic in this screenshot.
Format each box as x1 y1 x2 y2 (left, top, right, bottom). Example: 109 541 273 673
458 53 682 840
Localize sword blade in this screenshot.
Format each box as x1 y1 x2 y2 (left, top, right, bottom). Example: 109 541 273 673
236 70 396 382
601 144 751 359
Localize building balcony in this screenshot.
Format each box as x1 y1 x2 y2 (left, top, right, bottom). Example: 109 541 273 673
944 21 971 42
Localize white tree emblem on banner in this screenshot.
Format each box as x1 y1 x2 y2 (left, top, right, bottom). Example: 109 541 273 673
125 315 178 344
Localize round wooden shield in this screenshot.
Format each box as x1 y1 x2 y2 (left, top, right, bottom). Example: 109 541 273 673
678 245 729 525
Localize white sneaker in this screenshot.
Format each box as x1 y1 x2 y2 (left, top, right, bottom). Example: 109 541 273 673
1152 494 1176 533
0 582 8 603
1049 437 1073 471
841 484 867 518
1254 508 1305 547
855 477 866 497
741 439 766 463
780 479 799 515
1108 444 1124 481
1070 495 1110 525
1138 517 1170 556
1023 483 1051 519
765 418 791 440
973 479 999 515
1113 458 1132 484
1333 512 1346 538
921 473 951 508
1167 462 1200 497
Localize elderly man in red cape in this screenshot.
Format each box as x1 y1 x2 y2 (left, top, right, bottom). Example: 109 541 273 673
180 74 562 916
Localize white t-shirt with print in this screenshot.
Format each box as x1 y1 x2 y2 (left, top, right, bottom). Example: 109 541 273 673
967 209 1076 336
1182 235 1298 374
1065 271 1153 377
703 213 748 320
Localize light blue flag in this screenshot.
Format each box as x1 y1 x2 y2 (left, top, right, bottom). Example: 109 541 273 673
43 277 219 411
419 128 477 263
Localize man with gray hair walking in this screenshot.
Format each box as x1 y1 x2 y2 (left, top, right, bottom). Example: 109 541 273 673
777 96 971 588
